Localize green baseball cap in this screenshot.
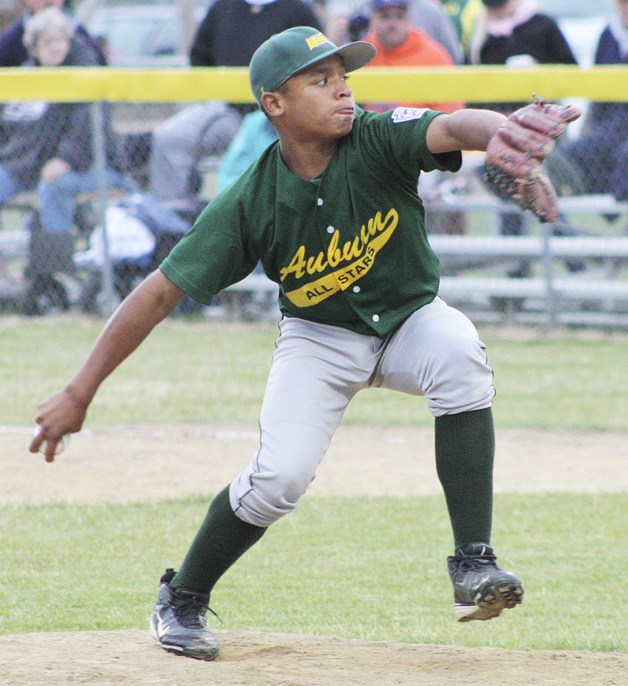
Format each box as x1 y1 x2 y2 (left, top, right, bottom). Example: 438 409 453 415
249 26 376 105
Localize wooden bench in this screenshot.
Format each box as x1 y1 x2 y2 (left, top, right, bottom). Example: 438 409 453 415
439 275 628 299
429 190 628 219
429 150 627 223
422 169 627 325
430 234 628 278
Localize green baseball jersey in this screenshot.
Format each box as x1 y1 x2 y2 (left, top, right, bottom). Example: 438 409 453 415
160 106 461 337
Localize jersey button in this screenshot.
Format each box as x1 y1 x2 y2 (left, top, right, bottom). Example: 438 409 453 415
327 225 334 234
372 314 380 322
352 286 361 293
317 198 323 206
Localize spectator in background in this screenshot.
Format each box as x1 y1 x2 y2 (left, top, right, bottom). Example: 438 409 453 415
0 8 132 313
216 110 278 193
308 0 328 28
364 0 466 234
364 0 464 114
149 0 323 202
191 0 322 63
467 0 578 275
406 0 463 62
558 0 628 201
0 0 106 66
439 0 483 54
335 0 463 63
190 0 323 111
467 0 577 112
148 102 242 202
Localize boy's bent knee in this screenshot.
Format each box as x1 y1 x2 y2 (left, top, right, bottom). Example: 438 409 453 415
229 469 310 527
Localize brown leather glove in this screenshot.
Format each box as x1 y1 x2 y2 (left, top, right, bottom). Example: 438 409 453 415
484 96 581 223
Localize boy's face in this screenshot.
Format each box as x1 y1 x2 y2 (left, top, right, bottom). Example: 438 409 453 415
273 55 356 142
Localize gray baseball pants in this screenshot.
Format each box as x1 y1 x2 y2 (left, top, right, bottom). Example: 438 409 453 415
230 297 495 527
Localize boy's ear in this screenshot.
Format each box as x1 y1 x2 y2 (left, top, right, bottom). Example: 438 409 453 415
261 91 284 119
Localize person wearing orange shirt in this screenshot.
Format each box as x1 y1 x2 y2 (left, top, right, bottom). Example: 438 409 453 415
364 0 464 113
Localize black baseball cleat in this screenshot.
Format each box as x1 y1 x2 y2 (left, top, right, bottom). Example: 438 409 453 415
447 543 524 622
149 568 220 660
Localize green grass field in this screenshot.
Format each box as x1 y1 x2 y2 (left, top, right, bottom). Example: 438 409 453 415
1 493 626 652
1 316 627 652
2 315 627 430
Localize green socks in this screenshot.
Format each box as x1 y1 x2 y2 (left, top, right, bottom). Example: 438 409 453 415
169 408 495 594
172 485 266 595
435 407 495 549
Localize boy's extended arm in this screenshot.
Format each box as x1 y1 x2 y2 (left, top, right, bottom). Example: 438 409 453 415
426 108 507 154
30 269 185 462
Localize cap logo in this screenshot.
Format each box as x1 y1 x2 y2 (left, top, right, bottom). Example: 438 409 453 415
306 33 332 50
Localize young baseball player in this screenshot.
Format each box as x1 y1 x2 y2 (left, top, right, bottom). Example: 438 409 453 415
31 26 579 661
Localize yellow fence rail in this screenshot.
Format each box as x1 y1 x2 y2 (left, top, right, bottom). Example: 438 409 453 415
0 65 626 103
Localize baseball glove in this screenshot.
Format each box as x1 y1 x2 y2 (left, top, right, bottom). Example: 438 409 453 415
484 95 581 223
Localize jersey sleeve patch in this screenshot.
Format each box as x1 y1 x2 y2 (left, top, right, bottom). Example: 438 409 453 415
391 107 430 123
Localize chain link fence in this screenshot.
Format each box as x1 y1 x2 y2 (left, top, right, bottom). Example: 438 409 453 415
0 93 626 326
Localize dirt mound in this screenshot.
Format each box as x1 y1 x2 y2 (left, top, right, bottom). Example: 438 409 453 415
1 629 626 686
2 423 626 685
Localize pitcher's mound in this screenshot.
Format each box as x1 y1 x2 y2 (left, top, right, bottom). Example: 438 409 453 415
1 629 625 686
